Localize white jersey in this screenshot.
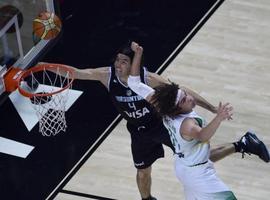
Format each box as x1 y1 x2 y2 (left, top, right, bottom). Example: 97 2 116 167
164 111 233 198
163 111 210 167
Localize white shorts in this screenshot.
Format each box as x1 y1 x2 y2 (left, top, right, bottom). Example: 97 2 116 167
174 158 235 200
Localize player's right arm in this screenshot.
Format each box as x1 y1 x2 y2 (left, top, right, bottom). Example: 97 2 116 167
38 62 111 89
72 67 110 87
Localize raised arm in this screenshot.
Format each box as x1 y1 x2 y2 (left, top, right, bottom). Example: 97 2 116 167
38 62 110 89
129 42 143 76
128 42 155 102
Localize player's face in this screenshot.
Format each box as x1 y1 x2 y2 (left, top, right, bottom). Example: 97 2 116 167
114 53 131 76
176 90 196 114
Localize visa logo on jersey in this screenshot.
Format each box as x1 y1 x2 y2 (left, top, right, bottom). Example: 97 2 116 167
124 107 150 118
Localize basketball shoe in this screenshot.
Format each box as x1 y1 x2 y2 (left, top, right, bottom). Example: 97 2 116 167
142 196 157 200
234 131 270 163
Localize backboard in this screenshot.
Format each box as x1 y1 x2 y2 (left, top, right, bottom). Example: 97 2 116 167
0 0 60 104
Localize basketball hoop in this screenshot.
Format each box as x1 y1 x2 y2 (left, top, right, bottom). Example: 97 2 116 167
4 63 74 136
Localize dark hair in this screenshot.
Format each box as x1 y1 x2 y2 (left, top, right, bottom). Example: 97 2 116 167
151 82 179 118
113 41 144 66
115 41 134 61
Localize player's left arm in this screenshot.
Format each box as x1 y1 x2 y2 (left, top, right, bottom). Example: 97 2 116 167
128 42 155 102
146 72 217 113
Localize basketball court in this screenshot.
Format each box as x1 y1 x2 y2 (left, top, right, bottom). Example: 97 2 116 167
0 0 269 199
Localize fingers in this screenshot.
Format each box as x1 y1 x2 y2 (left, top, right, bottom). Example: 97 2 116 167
131 41 143 53
217 102 234 121
131 41 138 48
227 115 233 120
218 102 222 109
226 106 233 120
218 102 233 111
220 102 230 108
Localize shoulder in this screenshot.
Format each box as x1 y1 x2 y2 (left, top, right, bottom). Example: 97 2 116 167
180 118 200 140
181 118 197 128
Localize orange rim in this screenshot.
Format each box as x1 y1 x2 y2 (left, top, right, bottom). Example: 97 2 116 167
18 63 74 98
3 67 23 92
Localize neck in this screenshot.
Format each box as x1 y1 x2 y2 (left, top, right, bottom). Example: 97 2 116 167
117 74 128 85
120 77 128 84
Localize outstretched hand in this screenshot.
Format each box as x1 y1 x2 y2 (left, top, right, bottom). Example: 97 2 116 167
216 102 233 121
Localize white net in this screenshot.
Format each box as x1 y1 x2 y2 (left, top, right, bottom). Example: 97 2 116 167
32 89 69 136
21 66 73 136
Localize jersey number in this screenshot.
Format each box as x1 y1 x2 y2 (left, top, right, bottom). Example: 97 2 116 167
128 102 137 110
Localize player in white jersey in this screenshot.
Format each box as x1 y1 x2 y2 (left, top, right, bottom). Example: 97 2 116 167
162 101 236 199
127 41 270 200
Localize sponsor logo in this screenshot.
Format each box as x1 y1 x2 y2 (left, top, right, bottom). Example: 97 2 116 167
134 161 145 167
124 107 150 119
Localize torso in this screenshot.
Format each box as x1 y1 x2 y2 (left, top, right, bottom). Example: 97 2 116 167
108 66 161 128
163 111 210 166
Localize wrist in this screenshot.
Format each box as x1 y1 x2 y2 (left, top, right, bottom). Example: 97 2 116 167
214 115 223 123
134 50 143 56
